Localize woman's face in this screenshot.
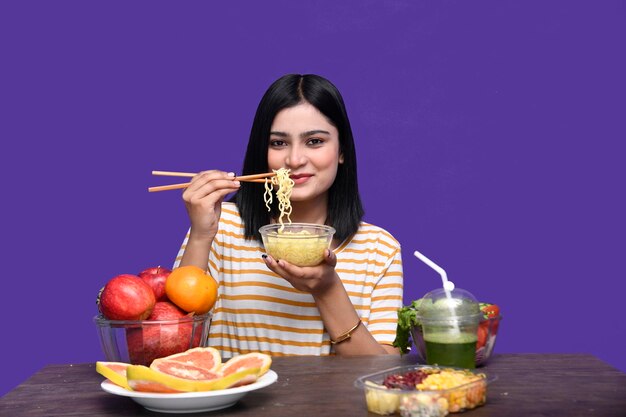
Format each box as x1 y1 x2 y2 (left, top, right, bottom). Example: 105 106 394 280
268 102 343 204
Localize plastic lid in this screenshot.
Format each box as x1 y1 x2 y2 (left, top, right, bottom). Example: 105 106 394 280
416 287 481 322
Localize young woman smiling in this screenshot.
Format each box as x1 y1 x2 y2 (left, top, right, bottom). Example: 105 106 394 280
175 74 403 357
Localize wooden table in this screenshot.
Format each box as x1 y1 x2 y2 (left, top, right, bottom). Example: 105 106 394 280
1 354 625 416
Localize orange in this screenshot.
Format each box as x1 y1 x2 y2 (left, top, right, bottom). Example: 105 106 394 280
165 266 218 314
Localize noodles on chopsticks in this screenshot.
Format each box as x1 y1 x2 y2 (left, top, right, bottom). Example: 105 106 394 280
263 168 294 232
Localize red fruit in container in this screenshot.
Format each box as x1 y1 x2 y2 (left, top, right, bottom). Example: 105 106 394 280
126 301 202 366
138 266 172 301
477 322 489 349
148 300 187 321
99 274 156 320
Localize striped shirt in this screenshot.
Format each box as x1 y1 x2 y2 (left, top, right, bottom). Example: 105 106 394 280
173 202 403 357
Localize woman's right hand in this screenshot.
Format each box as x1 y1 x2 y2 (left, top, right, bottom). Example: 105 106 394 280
182 171 240 243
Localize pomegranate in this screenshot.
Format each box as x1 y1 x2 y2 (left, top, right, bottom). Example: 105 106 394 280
99 274 156 320
138 266 172 301
383 370 429 390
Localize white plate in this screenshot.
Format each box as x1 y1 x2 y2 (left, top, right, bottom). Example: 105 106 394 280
101 370 278 414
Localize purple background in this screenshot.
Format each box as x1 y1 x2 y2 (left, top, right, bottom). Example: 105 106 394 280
1 1 625 396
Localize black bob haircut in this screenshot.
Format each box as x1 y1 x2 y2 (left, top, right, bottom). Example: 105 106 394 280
231 74 364 242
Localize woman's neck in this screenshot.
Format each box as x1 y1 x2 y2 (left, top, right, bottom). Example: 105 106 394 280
287 195 328 225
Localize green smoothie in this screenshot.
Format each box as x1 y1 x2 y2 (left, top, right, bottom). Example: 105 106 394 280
424 332 477 369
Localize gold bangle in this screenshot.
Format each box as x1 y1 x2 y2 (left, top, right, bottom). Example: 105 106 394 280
330 320 362 345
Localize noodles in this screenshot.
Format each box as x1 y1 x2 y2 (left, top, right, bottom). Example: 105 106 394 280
263 168 294 232
264 232 330 266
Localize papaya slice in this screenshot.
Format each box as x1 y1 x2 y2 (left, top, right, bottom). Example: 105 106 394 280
126 364 261 393
221 352 272 377
95 361 131 390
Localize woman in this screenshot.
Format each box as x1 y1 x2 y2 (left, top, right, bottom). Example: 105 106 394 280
174 74 403 356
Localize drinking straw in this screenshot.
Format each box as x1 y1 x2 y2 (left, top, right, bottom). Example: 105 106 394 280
413 250 460 333
413 250 455 294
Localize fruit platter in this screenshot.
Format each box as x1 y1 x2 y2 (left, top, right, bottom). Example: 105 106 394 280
100 371 278 413
97 347 276 413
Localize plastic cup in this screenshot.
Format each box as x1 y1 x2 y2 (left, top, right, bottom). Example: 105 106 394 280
416 288 482 369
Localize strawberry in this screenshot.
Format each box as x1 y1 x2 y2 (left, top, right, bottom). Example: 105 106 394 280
479 303 500 336
477 322 489 349
479 303 500 319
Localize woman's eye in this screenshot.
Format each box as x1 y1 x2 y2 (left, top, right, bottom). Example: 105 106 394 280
307 138 324 146
270 140 286 147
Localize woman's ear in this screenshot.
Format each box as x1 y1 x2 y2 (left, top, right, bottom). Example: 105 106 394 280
339 153 344 164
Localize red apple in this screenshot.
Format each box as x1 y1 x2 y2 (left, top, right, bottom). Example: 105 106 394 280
127 301 202 365
148 300 186 321
138 266 172 301
99 274 156 320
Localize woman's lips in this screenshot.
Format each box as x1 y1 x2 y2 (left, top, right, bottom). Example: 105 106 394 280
290 174 312 185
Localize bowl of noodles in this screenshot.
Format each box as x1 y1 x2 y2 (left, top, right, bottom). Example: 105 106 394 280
259 223 336 267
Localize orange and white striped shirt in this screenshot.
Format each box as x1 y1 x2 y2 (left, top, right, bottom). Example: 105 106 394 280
173 202 403 357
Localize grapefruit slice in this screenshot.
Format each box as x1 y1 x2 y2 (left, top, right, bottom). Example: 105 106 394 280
150 359 222 380
95 361 131 390
154 346 221 372
126 364 261 393
221 352 272 377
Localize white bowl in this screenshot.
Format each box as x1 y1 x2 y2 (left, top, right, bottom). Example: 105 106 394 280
101 370 278 413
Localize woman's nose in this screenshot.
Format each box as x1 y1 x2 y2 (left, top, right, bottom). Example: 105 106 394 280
285 145 306 168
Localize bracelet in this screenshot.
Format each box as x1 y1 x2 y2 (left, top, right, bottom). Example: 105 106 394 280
330 320 362 345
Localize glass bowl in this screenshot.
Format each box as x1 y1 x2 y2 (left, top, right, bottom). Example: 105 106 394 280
411 315 502 367
94 313 212 366
259 223 335 267
355 365 496 416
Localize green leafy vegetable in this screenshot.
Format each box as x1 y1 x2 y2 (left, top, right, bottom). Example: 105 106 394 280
392 299 423 354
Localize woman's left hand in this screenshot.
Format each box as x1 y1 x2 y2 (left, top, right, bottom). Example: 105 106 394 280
263 249 339 296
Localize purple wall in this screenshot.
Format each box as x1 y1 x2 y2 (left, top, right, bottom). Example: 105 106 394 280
1 1 624 396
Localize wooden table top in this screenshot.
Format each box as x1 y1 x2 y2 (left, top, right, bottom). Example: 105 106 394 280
1 354 625 416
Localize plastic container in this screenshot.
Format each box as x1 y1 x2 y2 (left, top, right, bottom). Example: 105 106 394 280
259 223 335 266
355 365 496 416
94 313 212 366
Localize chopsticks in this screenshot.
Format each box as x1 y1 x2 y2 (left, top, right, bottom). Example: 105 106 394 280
148 171 274 192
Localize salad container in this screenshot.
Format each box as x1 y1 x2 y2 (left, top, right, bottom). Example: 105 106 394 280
355 365 496 416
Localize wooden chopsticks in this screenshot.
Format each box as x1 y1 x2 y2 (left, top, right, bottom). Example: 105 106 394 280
148 171 274 192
